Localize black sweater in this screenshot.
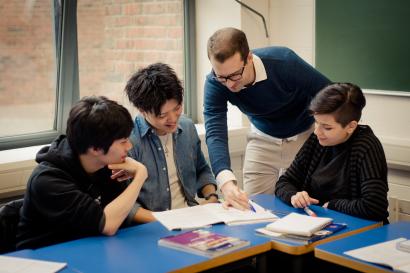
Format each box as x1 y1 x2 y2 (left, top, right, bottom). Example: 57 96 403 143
16 136 129 249
275 125 389 222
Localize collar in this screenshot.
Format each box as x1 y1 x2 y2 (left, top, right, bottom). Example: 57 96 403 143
252 54 267 84
136 115 183 138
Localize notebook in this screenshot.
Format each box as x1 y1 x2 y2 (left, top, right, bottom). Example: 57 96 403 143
152 201 278 231
264 212 332 237
158 229 250 257
344 238 410 273
256 222 347 244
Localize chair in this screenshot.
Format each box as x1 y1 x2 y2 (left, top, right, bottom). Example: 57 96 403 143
0 198 24 254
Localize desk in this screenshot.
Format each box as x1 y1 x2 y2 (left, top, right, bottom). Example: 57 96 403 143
6 218 272 273
315 221 410 273
251 194 382 255
3 194 382 273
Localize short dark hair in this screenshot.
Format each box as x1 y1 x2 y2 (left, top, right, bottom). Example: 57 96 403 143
125 63 183 116
309 83 366 127
207 27 250 63
66 96 133 155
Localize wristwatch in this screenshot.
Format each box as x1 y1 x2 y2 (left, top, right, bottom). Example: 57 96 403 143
204 193 219 200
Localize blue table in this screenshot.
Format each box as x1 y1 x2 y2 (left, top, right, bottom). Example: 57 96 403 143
314 221 410 273
5 210 273 273
3 194 382 272
252 194 382 255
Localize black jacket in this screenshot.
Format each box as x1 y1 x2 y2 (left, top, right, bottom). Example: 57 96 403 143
16 135 128 249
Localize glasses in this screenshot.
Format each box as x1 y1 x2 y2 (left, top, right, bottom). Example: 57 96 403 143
212 66 246 84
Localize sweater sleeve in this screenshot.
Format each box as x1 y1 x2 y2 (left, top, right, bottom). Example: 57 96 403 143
203 75 231 177
190 121 217 197
327 134 389 222
275 134 317 204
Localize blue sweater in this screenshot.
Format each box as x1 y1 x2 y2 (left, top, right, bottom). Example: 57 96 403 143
203 47 330 176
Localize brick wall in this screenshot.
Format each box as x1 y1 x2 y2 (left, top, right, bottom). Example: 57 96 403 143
0 1 55 104
0 0 184 106
78 0 184 104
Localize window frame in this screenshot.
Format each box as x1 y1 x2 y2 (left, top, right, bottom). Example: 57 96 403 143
183 0 197 122
0 0 196 150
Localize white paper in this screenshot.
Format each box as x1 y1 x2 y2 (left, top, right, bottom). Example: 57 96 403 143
0 256 66 273
152 205 221 230
152 201 278 230
255 227 282 238
344 238 410 273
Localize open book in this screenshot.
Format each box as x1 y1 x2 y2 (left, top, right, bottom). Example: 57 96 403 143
264 212 332 237
152 201 278 231
158 229 250 257
344 238 410 273
0 256 66 273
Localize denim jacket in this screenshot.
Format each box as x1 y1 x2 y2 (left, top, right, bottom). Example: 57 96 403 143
128 115 216 212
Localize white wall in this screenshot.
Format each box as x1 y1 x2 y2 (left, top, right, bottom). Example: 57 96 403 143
195 0 242 126
240 0 270 49
269 0 315 64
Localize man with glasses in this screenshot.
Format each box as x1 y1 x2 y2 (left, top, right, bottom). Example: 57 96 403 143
204 27 330 210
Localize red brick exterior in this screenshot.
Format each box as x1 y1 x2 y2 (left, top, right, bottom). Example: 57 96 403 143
0 0 184 105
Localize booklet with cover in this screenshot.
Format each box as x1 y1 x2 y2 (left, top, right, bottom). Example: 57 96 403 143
152 201 278 231
256 222 347 244
264 212 333 237
158 229 250 257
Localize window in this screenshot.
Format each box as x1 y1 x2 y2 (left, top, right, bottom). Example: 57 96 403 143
0 0 61 149
77 0 185 117
0 0 196 150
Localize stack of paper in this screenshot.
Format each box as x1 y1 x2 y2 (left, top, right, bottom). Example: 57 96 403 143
264 212 332 237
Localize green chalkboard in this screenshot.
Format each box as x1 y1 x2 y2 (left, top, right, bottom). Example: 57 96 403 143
316 0 410 92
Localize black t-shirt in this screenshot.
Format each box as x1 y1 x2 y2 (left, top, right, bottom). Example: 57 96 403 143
309 144 350 205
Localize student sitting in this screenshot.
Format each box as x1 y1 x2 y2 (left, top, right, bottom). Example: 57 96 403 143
17 96 147 249
275 83 389 222
124 63 218 223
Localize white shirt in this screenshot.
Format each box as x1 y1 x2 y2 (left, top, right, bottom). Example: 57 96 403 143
158 134 187 209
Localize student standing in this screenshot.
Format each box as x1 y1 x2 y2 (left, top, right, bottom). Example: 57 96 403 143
17 96 147 249
125 63 218 223
275 83 389 222
204 27 330 209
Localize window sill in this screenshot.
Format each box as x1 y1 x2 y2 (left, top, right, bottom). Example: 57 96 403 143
2 128 408 172
0 145 43 172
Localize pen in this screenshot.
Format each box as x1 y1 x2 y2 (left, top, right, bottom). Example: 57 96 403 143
249 201 257 213
304 206 317 217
